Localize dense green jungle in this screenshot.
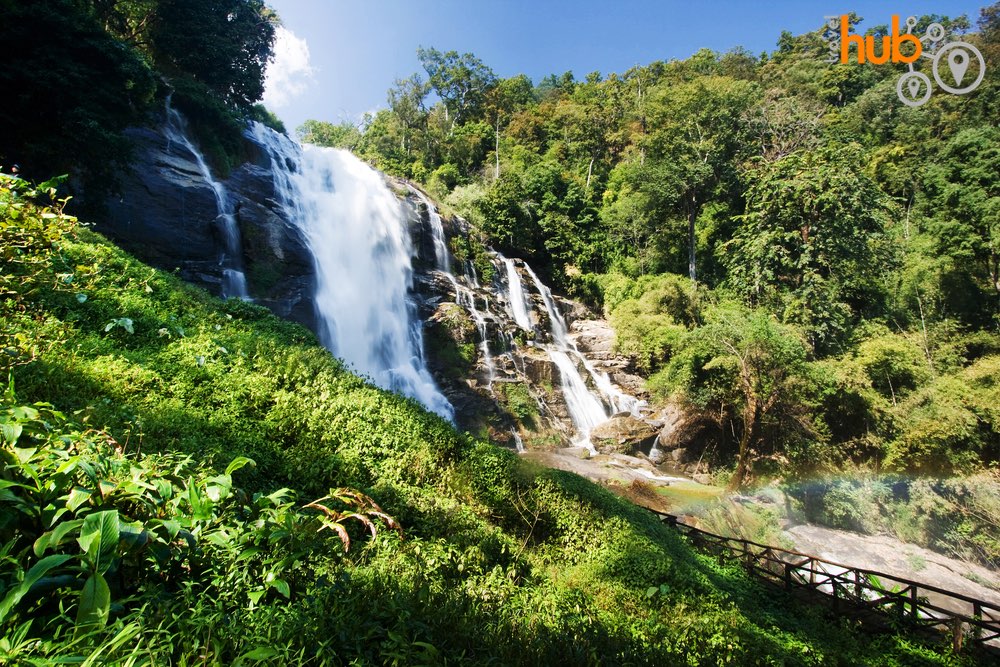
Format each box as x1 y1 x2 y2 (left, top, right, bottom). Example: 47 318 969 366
1 0 998 664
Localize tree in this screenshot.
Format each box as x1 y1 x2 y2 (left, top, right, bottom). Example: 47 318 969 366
417 47 497 128
726 143 894 351
0 0 156 192
922 127 1000 319
485 75 534 179
149 0 277 112
297 120 362 150
386 74 430 161
643 75 759 282
663 305 817 490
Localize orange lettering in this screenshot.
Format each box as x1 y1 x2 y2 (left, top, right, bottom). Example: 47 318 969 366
867 36 891 64
840 15 866 63
891 15 923 63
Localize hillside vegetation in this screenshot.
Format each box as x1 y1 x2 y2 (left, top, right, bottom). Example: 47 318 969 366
300 7 1000 518
0 175 979 664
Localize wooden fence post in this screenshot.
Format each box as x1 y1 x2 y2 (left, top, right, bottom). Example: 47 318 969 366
951 618 964 653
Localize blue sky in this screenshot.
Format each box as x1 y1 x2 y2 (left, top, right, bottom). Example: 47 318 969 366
262 1 988 133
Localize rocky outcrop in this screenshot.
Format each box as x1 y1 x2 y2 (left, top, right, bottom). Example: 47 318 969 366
572 319 648 399
101 126 221 281
648 403 716 475
96 115 659 458
226 160 315 328
590 415 659 455
98 120 316 329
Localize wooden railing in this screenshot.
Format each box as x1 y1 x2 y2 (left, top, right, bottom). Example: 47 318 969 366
654 512 1000 652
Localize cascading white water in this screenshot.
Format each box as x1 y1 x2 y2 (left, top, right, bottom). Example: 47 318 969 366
503 257 534 332
416 188 452 273
520 263 642 415
510 428 525 453
249 123 453 421
163 96 248 299
412 189 496 387
495 258 645 450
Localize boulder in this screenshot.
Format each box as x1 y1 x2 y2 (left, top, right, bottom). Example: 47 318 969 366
656 402 709 450
591 415 659 455
98 124 318 328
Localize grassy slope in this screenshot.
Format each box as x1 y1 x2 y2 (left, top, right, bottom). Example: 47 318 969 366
2 184 976 665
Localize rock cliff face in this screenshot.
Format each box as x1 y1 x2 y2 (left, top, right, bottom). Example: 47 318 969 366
99 121 316 329
96 113 710 469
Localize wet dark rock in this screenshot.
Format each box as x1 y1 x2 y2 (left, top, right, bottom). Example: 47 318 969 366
98 124 316 328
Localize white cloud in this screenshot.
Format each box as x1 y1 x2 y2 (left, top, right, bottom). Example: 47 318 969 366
263 26 315 109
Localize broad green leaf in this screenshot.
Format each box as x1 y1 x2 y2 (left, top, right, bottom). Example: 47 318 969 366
75 573 111 631
0 423 22 446
0 554 73 623
118 521 147 550
77 510 119 573
66 487 92 512
205 475 232 502
12 447 37 465
239 647 279 661
160 519 181 539
268 578 290 599
11 406 38 421
237 547 262 561
225 456 256 476
34 519 84 556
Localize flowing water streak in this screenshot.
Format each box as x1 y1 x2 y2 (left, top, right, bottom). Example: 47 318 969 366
411 189 496 387
510 428 525 453
163 95 248 299
249 124 453 421
502 257 534 331
521 263 644 416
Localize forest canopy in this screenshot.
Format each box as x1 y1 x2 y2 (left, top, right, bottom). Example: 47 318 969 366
299 6 1000 488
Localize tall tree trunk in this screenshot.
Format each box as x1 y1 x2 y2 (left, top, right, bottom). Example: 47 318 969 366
727 402 756 492
688 193 698 282
495 118 501 180
586 158 594 190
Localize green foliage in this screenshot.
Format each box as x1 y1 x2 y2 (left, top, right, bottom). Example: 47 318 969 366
0 0 156 194
297 119 362 150
249 104 287 135
726 143 895 352
148 0 277 113
661 303 819 489
0 0 278 199
606 273 700 373
494 382 538 428
0 171 972 664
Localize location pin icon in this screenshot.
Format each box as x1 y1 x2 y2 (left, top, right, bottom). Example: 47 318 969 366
907 77 921 98
948 49 970 85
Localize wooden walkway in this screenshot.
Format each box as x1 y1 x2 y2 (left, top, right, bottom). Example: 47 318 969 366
653 511 1000 653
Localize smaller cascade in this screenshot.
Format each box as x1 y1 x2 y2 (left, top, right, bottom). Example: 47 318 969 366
163 95 248 299
502 256 534 332
510 428 525 453
461 263 496 387
521 262 643 415
412 188 497 389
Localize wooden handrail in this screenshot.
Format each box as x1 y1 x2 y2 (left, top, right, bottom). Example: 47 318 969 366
652 510 1000 651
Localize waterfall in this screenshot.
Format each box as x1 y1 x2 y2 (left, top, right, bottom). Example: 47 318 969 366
411 188 496 387
163 96 248 299
249 124 453 421
497 257 644 450
502 257 534 331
